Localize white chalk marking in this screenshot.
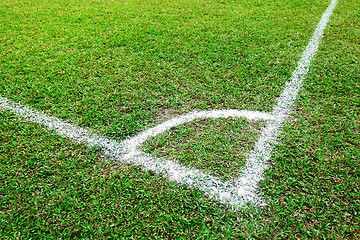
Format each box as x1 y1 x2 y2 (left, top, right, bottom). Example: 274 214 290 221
0 96 270 207
220 192 231 201
0 0 337 209
0 97 126 153
234 0 338 205
237 187 246 197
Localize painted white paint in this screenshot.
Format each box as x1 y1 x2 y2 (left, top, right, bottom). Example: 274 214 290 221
234 0 338 205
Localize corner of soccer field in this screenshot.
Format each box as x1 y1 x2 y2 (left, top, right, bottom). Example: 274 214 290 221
0 0 359 238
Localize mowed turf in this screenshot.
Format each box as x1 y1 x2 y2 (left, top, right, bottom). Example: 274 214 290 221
1 0 328 140
1 0 359 239
0 0 330 185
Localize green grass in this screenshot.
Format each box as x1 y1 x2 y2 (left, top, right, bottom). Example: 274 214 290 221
1 0 359 238
143 117 265 181
0 0 328 140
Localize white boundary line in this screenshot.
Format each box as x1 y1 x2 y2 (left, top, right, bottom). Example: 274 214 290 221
0 97 270 206
0 0 337 209
235 0 338 206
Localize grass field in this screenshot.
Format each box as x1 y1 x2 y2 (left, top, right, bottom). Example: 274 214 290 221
1 0 359 238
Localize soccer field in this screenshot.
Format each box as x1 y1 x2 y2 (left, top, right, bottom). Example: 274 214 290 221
1 0 359 238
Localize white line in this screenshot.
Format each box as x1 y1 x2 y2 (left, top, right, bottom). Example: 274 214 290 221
0 97 126 153
0 0 337 209
0 97 268 207
235 0 338 205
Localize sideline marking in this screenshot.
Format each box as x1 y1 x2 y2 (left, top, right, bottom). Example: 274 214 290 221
0 0 337 209
235 0 338 205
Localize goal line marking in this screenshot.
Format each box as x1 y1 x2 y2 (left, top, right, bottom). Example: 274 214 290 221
0 0 337 209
